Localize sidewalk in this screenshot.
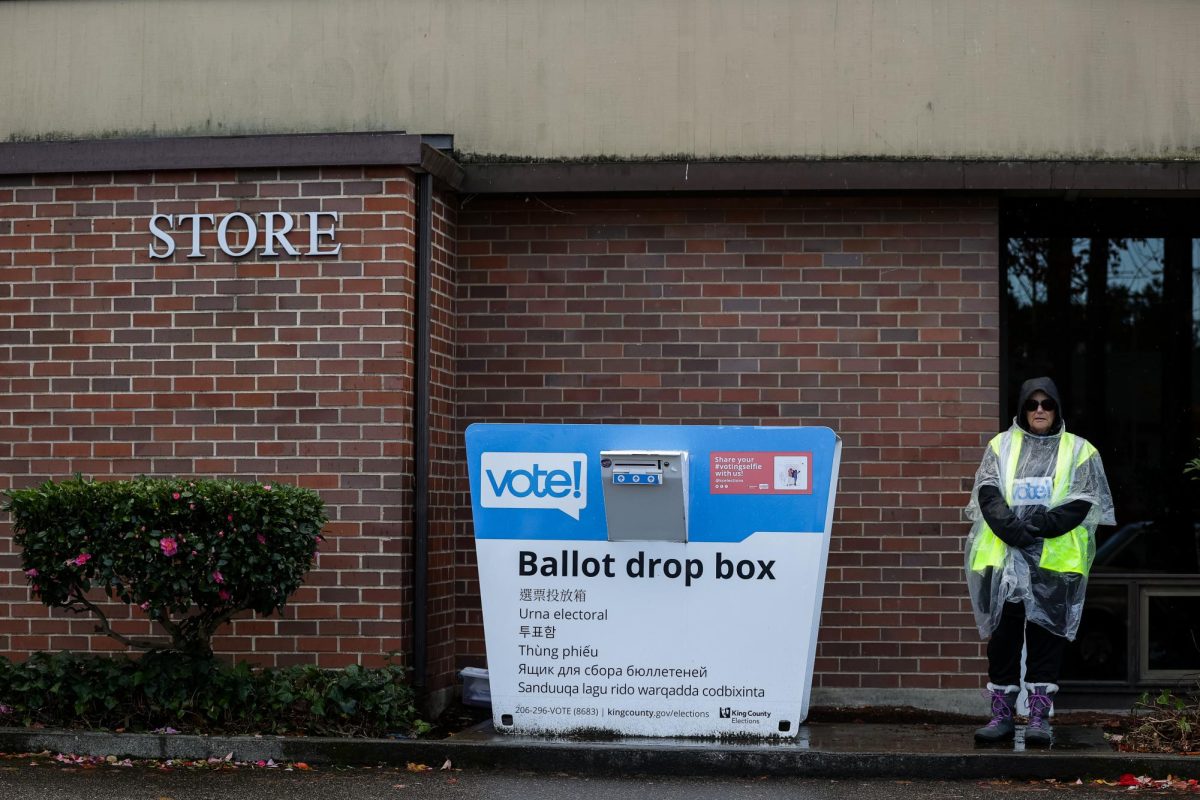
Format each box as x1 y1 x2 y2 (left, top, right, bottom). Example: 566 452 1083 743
1 720 1195 779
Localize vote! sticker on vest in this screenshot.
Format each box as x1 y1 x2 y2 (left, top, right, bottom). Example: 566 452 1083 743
1011 476 1053 505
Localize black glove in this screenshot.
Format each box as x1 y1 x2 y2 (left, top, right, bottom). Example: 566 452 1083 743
1022 522 1044 548
978 485 1038 549
1024 500 1091 538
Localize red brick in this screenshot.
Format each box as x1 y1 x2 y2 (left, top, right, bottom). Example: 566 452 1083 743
454 194 998 692
0 166 437 674
2 181 998 695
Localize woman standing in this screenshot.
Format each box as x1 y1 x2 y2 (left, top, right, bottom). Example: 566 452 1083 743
965 377 1115 746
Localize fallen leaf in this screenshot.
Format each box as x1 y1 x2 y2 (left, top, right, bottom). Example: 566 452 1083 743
406 762 432 773
440 759 452 771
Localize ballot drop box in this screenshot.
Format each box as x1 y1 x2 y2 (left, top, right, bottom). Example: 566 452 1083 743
466 424 841 737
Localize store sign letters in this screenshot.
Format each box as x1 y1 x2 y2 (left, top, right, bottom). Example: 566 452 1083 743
148 211 341 259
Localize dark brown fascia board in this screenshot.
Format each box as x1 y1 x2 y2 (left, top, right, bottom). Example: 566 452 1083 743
460 159 1200 194
0 132 461 189
419 143 466 190
2 135 1195 195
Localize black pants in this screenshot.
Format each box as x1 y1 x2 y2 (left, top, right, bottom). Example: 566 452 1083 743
987 601 1068 686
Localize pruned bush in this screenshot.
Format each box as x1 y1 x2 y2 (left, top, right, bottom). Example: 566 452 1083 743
0 652 426 737
1120 685 1200 754
3 476 326 657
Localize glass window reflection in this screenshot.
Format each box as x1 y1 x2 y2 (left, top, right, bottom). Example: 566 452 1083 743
1004 200 1200 685
1004 203 1199 578
1063 583 1128 682
1143 591 1200 674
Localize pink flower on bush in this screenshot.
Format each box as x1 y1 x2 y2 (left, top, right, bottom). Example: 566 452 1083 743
218 589 231 602
263 484 272 491
24 568 38 578
257 534 267 545
139 601 151 612
172 492 181 500
159 537 178 557
212 570 225 584
227 514 233 522
70 553 92 567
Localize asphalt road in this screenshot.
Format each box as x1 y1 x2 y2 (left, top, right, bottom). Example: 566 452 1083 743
0 760 1167 800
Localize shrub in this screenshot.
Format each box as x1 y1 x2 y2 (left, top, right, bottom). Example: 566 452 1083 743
2 476 326 657
1122 685 1200 754
0 652 427 737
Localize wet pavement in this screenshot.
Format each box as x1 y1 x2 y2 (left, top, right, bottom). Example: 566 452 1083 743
850 721 1110 753
1 719 1194 781
446 720 1111 754
0 763 1181 800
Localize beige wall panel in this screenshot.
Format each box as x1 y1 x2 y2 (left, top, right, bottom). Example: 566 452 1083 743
2 0 1198 160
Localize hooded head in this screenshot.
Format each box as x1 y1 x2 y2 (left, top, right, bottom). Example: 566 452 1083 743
1017 376 1063 435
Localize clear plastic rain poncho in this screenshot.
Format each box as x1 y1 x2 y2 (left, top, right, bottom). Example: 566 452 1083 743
964 420 1115 641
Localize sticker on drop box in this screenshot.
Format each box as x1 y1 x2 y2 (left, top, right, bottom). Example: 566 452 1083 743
710 451 812 495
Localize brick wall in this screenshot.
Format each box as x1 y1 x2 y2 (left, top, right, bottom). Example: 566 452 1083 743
1 173 1005 695
0 166 421 668
454 195 1000 691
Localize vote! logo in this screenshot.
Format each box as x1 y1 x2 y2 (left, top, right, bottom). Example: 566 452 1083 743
1011 476 1052 505
480 452 588 519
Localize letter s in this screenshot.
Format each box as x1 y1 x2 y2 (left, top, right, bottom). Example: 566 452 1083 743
148 214 175 259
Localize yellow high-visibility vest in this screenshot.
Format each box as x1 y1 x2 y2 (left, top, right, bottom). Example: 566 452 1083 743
969 429 1097 574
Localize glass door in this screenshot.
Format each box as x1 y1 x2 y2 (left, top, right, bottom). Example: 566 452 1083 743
1003 199 1200 689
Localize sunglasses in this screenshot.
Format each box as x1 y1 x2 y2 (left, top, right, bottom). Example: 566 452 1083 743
1023 398 1058 413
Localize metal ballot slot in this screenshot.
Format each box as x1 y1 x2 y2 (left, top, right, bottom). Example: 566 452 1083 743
600 450 688 542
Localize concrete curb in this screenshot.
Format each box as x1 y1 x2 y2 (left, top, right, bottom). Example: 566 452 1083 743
1 726 1196 779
